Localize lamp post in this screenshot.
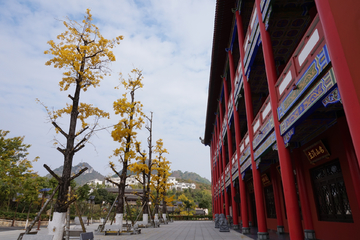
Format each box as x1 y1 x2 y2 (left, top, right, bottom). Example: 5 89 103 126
37 188 51 230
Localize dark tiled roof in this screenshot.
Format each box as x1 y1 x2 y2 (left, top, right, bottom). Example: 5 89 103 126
204 0 235 145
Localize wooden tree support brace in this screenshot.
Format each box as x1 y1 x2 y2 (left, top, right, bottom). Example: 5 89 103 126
100 195 119 232
18 185 60 240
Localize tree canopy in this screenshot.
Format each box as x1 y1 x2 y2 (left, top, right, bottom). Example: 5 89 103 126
0 130 39 209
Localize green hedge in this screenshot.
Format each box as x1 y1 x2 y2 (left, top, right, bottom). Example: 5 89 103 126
169 215 213 221
0 211 49 221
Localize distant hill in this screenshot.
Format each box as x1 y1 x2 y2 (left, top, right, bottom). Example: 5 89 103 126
46 162 210 187
170 170 211 185
45 162 105 186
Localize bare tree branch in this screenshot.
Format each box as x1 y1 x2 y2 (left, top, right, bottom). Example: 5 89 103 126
105 177 120 187
43 164 62 183
52 121 69 138
62 197 77 210
69 167 88 182
74 144 85 153
85 50 104 59
57 147 65 154
109 164 122 178
76 126 89 137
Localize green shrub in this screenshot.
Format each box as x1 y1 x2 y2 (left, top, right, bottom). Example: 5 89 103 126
0 210 49 221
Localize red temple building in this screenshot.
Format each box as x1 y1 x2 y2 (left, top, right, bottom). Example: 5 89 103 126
203 0 360 239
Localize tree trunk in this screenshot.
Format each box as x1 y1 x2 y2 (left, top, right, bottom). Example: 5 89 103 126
51 77 82 240
162 197 167 221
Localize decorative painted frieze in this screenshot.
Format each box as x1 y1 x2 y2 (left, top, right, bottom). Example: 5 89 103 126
252 116 274 150
254 131 276 160
272 143 278 151
322 87 342 107
239 146 250 165
277 45 331 120
280 68 337 135
232 159 238 174
222 118 227 139
225 170 230 182
243 4 261 77
232 170 239 180
261 0 272 29
244 28 261 76
283 127 295 145
260 0 267 12
234 68 243 106
228 96 233 123
241 157 252 174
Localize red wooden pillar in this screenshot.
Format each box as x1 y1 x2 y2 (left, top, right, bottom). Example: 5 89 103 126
228 47 246 229
221 146 229 216
247 188 254 226
219 99 230 217
211 143 214 217
315 0 360 168
255 0 303 239
338 117 360 208
222 75 240 227
293 150 316 239
215 115 221 215
245 81 268 238
235 8 268 239
270 166 284 234
218 153 223 214
234 9 250 235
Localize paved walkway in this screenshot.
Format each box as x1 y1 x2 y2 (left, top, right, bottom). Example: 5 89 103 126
0 221 253 240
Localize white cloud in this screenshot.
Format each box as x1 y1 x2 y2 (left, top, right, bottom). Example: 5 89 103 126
0 0 215 181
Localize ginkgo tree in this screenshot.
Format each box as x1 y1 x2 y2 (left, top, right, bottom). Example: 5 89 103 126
177 193 196 216
41 9 122 240
106 68 144 229
150 139 172 222
128 141 150 222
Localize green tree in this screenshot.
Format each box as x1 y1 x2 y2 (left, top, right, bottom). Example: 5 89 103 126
0 130 39 210
76 184 91 201
41 9 122 239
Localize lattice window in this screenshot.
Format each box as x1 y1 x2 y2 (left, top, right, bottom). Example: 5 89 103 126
264 185 277 219
310 159 353 222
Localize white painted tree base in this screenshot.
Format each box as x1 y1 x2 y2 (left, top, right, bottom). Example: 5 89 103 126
143 214 148 224
47 212 66 240
154 213 158 221
115 213 123 232
162 213 167 221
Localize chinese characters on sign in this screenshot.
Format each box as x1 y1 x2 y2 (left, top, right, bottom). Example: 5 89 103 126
261 174 271 187
303 140 330 164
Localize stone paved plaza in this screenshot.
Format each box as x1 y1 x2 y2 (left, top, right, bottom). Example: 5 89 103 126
0 221 253 240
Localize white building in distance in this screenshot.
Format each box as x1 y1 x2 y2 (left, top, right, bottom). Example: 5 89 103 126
101 175 196 191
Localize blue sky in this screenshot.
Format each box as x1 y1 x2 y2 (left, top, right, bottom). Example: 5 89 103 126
0 0 215 181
